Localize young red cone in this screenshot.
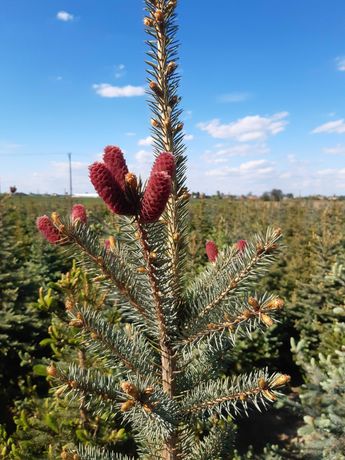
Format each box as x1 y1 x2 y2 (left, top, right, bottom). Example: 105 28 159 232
103 145 129 191
36 215 62 244
236 239 248 252
71 204 87 223
89 162 135 215
151 152 175 178
205 240 218 262
140 171 172 223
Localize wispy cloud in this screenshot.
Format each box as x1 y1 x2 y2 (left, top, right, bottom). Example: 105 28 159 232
138 136 153 146
198 112 289 142
323 144 345 155
134 150 153 164
312 119 345 134
115 64 126 79
56 11 74 22
206 159 274 178
184 133 194 141
335 56 345 71
217 92 251 103
93 84 145 98
204 143 269 163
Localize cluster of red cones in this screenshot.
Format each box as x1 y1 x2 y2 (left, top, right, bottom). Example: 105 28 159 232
89 146 175 223
36 204 87 244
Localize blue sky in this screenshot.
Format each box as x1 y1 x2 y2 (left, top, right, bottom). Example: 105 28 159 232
1 0 345 195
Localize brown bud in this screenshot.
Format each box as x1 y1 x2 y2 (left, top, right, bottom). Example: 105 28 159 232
175 122 184 133
258 377 267 390
69 319 83 328
241 309 252 320
47 365 57 377
143 403 153 413
270 374 291 388
144 386 154 395
207 323 217 330
239 393 247 401
121 381 139 399
261 313 274 327
149 81 162 97
60 451 69 460
125 172 138 192
265 298 284 311
256 243 264 255
90 332 98 340
169 95 179 107
262 389 277 401
166 61 177 75
143 17 154 27
120 399 135 412
151 118 160 128
69 380 78 389
154 9 164 23
266 243 278 253
173 232 180 241
149 251 157 261
73 454 81 460
248 296 260 311
167 0 177 9
137 266 147 274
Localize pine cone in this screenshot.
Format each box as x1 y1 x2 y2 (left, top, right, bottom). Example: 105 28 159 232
140 171 172 223
103 145 129 191
71 204 87 223
89 162 135 215
151 152 175 178
36 215 62 244
236 239 247 252
205 240 218 262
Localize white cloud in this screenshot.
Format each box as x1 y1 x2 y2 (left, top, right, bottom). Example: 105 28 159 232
56 11 74 22
312 119 345 134
323 144 345 155
336 57 345 71
198 112 289 142
204 143 269 163
138 136 153 146
134 150 153 164
206 159 274 178
184 133 194 141
125 132 136 137
93 84 145 98
218 92 251 103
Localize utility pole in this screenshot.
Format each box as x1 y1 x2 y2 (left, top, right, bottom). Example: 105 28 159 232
68 152 72 196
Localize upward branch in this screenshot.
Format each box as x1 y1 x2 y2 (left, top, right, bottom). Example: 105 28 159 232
145 0 188 310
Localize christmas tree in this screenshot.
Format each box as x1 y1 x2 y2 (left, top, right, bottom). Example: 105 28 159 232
35 1 289 458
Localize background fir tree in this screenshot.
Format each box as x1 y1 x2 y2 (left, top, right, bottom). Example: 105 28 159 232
33 2 291 459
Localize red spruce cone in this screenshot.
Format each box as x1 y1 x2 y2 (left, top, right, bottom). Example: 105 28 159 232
36 215 62 244
103 145 128 191
205 240 218 262
71 204 87 223
89 162 135 215
151 152 175 178
236 239 248 252
140 171 172 223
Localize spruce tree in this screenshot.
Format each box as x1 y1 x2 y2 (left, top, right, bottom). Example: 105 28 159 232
35 2 290 458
